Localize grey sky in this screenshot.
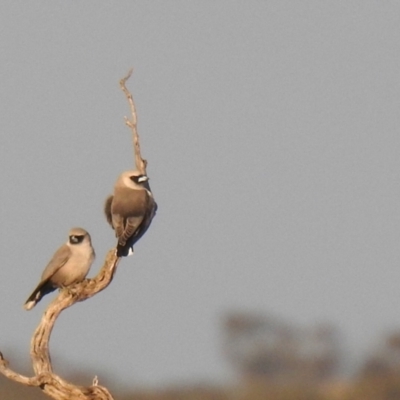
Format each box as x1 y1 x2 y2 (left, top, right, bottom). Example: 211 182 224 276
1 0 400 390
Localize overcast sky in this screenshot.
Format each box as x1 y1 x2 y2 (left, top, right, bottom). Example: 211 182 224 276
1 0 400 391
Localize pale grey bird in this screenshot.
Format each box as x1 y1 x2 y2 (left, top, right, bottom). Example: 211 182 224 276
104 170 157 257
24 227 95 311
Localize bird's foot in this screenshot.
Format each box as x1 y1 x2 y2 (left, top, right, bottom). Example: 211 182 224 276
60 285 78 297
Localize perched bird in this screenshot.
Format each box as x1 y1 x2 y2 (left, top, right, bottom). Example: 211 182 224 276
24 227 95 311
104 170 157 257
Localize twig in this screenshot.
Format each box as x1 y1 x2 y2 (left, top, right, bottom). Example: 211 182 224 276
119 68 147 175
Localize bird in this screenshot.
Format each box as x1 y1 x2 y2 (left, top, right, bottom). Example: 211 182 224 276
24 227 95 311
104 170 157 257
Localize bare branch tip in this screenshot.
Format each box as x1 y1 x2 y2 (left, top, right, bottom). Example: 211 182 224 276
120 68 133 86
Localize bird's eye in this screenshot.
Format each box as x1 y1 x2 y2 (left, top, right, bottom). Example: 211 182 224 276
70 235 83 244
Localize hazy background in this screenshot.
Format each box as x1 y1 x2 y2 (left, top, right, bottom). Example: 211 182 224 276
1 0 400 391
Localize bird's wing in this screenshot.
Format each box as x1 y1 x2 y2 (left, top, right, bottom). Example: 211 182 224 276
119 197 157 254
104 195 114 227
120 215 145 246
40 244 71 282
136 197 157 240
150 197 158 218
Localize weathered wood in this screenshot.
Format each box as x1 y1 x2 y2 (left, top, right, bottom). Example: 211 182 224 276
0 71 149 399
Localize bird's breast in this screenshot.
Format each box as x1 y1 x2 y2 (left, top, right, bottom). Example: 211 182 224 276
50 247 94 287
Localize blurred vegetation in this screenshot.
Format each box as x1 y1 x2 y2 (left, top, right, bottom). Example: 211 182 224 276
5 376 400 400
3 312 400 399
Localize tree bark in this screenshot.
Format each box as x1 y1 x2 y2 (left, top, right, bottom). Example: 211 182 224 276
0 70 147 399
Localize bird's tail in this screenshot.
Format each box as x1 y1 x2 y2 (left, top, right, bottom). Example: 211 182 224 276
23 281 55 311
116 243 134 257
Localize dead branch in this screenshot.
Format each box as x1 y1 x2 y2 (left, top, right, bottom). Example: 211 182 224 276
0 70 150 400
120 69 147 175
0 249 120 399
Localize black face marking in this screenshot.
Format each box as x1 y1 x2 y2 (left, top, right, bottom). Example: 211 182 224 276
130 175 148 184
69 235 84 244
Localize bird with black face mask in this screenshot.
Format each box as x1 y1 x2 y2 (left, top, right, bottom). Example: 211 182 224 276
104 170 157 257
23 227 95 310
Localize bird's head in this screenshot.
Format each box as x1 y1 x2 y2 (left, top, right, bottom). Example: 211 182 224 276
119 170 150 190
68 227 91 245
